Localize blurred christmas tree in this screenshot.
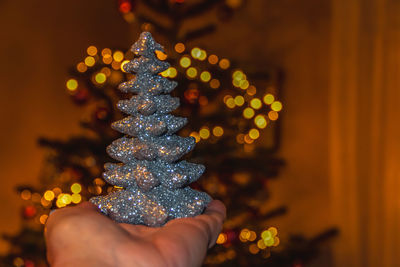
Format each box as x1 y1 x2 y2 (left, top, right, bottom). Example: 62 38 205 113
0 1 336 266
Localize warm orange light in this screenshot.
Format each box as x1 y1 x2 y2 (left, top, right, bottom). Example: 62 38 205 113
208 54 218 64
199 128 210 139
268 111 279 121
76 62 87 73
210 79 220 89
174 43 185 53
219 58 230 69
190 132 200 143
84 56 95 67
87 46 97 56
213 126 224 137
155 50 167 60
113 51 124 62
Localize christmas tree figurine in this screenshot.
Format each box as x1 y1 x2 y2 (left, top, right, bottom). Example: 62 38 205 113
90 32 211 227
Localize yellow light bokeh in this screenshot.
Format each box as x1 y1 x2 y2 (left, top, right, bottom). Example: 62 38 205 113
71 193 82 204
257 239 267 249
87 45 97 56
233 70 244 80
216 233 227 244
261 230 272 240
200 71 211 82
213 126 224 137
121 60 130 72
249 128 260 139
254 115 267 129
240 229 250 240
191 47 201 59
243 107 255 119
268 227 278 237
250 98 262 109
199 128 210 139
225 98 235 109
234 95 245 106
174 43 185 53
161 67 177 78
219 58 230 69
20 189 31 200
66 79 78 91
240 80 250 90
44 190 55 201
186 67 198 78
198 50 207 61
76 62 87 73
268 111 279 121
210 79 220 89
190 132 200 143
247 85 257 95
208 54 218 64
180 56 191 68
155 50 167 60
39 214 48 224
271 101 283 111
113 51 124 62
59 194 72 205
84 56 95 67
71 183 82 194
95 73 107 84
263 93 275 104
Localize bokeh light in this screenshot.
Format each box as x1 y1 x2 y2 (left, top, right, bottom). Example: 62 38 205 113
66 79 78 91
212 126 224 137
210 79 220 89
200 71 211 82
249 128 260 139
95 73 107 84
87 46 97 56
250 98 262 109
199 128 210 139
174 43 185 53
254 115 267 129
208 54 218 64
268 111 279 121
76 62 87 73
180 57 191 68
219 58 230 69
71 183 82 194
234 95 245 106
243 107 255 119
263 93 275 104
186 67 198 78
113 51 124 62
271 101 283 111
84 56 95 67
44 190 55 201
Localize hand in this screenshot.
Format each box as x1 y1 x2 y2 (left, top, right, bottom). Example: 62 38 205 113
45 200 226 267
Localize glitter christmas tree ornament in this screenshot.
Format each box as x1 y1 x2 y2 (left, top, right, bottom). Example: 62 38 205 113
90 32 211 227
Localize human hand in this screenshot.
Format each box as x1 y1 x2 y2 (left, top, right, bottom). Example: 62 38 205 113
45 200 226 267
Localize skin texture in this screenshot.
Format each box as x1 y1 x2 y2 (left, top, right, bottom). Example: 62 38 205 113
45 200 226 267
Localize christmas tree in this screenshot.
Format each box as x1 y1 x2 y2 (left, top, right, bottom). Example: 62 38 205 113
0 1 337 266
90 32 211 226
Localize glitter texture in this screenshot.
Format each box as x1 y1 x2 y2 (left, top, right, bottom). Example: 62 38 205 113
90 32 211 226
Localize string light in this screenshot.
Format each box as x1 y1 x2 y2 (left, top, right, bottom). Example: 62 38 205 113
44 190 55 201
95 73 107 84
87 46 97 56
103 54 113 64
84 56 95 67
268 111 279 121
212 126 224 137
200 71 211 82
71 193 82 204
174 43 185 53
113 51 124 62
191 48 201 58
263 93 275 104
219 58 230 69
250 98 262 109
20 190 31 200
216 233 227 244
225 97 235 109
271 101 283 111
199 128 210 139
66 79 78 91
234 95 245 106
101 48 112 56
247 85 257 95
209 79 220 89
121 60 130 72
180 57 191 68
76 62 87 73
208 54 218 64
71 183 82 194
155 50 167 60
254 115 267 129
243 107 255 119
249 128 260 139
186 67 197 78
39 214 48 224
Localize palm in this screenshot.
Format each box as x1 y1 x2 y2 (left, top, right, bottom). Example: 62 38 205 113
45 201 225 267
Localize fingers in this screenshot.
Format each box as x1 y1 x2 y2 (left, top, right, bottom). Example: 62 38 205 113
198 200 226 248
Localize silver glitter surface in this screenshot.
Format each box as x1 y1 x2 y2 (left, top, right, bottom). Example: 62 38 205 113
90 32 211 226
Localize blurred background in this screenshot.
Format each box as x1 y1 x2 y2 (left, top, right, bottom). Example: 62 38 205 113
0 0 399 266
